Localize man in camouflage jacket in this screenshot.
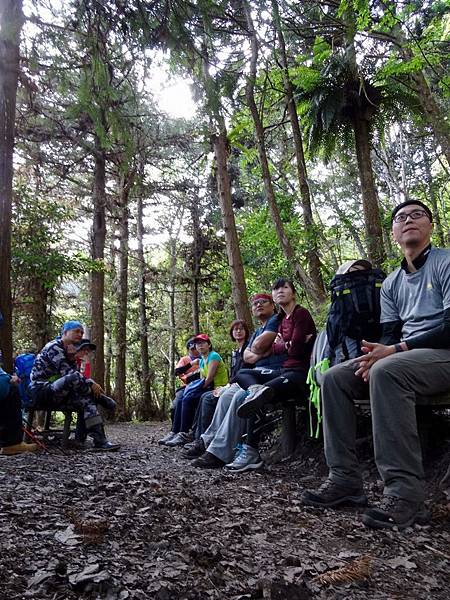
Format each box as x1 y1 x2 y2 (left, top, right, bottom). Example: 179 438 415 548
30 320 119 451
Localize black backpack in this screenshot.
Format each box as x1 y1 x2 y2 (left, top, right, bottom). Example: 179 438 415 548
308 268 385 437
326 268 385 361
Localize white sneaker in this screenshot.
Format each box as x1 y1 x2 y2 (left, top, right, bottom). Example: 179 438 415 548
225 444 263 473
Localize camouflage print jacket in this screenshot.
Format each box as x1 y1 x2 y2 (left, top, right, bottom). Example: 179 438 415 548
30 338 81 385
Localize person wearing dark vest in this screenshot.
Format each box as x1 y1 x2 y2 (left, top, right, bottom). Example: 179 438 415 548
301 201 450 530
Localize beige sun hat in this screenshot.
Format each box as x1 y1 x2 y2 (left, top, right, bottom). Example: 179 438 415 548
336 259 372 275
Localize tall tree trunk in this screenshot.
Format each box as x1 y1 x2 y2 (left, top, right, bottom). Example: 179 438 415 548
114 175 131 419
168 238 177 405
342 28 385 267
90 141 106 387
189 201 202 334
211 130 252 324
25 278 48 350
136 193 154 419
0 0 24 371
104 241 114 397
242 0 323 310
105 320 112 398
271 0 326 303
201 37 252 326
352 113 385 266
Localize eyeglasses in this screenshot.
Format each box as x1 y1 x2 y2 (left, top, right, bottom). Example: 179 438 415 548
251 299 270 307
393 209 429 224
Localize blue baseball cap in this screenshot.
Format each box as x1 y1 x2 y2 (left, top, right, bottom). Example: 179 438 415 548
61 320 84 334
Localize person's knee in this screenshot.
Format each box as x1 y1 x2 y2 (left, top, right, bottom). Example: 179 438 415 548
322 363 345 387
370 356 400 382
51 371 82 394
200 391 215 406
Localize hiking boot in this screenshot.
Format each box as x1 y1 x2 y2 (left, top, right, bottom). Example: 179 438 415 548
158 431 176 445
191 452 225 469
183 440 198 450
165 432 192 447
93 441 121 452
225 444 263 473
301 479 367 508
236 386 274 419
362 496 431 530
0 442 38 456
182 438 205 459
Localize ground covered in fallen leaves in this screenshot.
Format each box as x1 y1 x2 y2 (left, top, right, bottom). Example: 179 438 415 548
1 421 449 599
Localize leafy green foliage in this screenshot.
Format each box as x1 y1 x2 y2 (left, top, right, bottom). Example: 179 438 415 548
12 183 99 289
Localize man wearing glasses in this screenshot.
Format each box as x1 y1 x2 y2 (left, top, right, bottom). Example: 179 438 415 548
302 200 450 530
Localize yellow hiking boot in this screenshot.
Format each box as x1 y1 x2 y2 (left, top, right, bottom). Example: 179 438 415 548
0 442 38 455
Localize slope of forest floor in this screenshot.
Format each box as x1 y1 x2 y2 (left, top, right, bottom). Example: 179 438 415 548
1 421 449 600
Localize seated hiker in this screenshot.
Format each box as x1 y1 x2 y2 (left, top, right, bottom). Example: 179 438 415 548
191 293 285 469
301 200 450 530
159 338 200 444
74 338 96 377
223 278 316 472
164 334 228 447
182 319 251 458
69 338 114 445
0 368 38 456
29 321 120 451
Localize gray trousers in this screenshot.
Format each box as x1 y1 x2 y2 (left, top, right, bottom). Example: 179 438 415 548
201 383 248 463
322 349 450 502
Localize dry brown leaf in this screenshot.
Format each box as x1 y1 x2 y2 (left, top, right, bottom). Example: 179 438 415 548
312 555 372 585
65 509 109 544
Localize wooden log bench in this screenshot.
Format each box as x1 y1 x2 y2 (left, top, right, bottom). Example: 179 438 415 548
353 390 450 409
262 397 306 458
279 391 450 459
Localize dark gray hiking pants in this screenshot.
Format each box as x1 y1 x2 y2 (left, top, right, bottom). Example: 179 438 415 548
322 349 450 502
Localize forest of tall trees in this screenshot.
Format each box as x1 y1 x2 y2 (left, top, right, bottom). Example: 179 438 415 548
1 0 449 418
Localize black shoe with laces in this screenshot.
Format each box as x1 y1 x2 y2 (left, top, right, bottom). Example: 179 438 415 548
191 451 225 469
93 441 121 452
301 479 367 508
362 496 431 530
182 438 205 459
